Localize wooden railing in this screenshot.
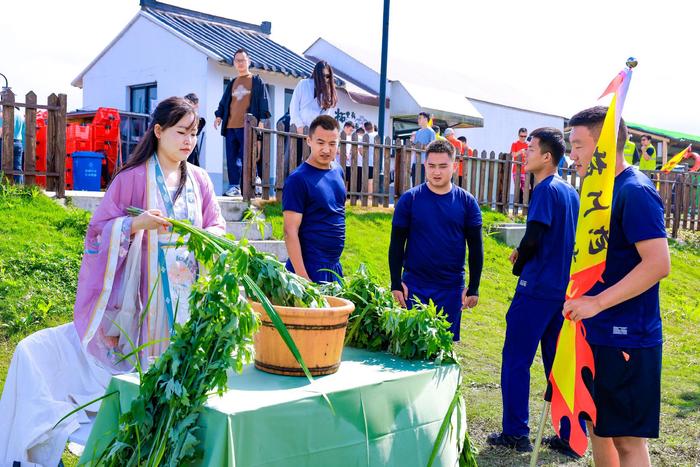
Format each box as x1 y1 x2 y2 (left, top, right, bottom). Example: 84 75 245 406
1 88 67 196
241 115 699 236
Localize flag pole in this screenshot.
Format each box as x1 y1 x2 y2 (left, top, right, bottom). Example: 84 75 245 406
530 400 550 467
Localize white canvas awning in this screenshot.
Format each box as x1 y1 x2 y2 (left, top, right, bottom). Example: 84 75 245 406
391 81 483 128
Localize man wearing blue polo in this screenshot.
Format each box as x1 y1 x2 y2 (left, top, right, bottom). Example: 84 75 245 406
283 115 346 283
565 107 670 467
389 140 483 341
488 128 580 453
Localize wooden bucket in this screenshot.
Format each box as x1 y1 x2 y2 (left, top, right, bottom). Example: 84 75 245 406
251 296 354 376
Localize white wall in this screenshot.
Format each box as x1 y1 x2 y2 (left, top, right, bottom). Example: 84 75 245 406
82 15 207 114
457 99 565 154
334 90 378 129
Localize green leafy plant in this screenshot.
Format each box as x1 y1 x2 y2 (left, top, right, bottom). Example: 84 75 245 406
81 208 330 465
381 299 455 363
320 264 391 351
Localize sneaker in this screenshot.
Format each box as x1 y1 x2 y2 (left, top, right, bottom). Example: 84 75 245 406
543 435 581 459
224 186 241 197
486 432 533 452
255 176 262 196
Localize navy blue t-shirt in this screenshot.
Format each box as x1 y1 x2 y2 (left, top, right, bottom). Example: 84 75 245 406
584 167 667 348
282 162 346 264
517 175 580 300
393 184 482 288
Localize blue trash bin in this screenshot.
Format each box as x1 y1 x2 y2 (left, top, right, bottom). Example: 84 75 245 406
72 151 104 191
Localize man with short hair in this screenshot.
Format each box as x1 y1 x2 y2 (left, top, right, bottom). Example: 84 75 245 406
457 136 473 157
283 115 346 283
412 112 436 185
488 128 580 454
565 106 670 467
511 128 529 202
389 140 484 341
639 134 657 172
214 48 271 196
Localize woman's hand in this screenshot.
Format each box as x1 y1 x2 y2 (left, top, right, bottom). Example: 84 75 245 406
131 209 171 233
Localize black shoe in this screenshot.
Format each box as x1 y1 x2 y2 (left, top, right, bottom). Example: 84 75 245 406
543 435 582 459
486 432 533 452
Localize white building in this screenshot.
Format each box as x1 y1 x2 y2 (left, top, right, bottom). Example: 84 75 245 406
73 0 567 194
304 38 567 154
460 99 566 155
72 0 350 193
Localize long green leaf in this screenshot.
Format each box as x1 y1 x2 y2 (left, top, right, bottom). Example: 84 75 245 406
114 338 169 365
427 384 462 467
242 274 335 414
51 390 118 430
241 275 313 381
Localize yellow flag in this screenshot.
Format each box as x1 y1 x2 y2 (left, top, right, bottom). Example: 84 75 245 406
660 145 692 173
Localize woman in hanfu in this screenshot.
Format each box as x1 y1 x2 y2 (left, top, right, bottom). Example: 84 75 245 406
0 97 226 466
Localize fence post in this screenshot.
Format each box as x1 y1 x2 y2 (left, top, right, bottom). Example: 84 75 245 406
46 94 58 192
349 133 359 205
242 114 257 201
1 88 15 181
361 133 370 207
383 136 391 208
262 119 271 199
275 120 286 202
55 94 67 197
24 92 37 186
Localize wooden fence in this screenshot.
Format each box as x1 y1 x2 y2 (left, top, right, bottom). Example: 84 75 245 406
244 115 700 236
1 88 67 196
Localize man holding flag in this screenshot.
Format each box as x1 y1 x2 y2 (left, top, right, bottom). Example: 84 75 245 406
487 128 580 454
564 106 670 466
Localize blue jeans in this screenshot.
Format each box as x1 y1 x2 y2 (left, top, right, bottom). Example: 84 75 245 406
225 128 245 188
12 140 24 184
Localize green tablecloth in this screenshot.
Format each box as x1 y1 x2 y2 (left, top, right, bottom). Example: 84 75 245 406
80 348 464 466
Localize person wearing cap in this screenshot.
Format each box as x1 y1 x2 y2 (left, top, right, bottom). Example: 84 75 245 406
488 127 580 455
389 140 483 341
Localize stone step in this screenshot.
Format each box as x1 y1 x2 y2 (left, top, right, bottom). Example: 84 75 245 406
215 196 250 222
248 240 288 262
226 221 273 241
492 223 526 247
52 191 251 223
62 190 105 213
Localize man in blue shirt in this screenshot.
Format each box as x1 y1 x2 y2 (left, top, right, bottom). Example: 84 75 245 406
565 107 670 467
389 140 484 341
411 112 436 186
487 128 580 453
283 115 346 283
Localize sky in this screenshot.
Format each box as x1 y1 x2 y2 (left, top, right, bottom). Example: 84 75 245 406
1 0 697 134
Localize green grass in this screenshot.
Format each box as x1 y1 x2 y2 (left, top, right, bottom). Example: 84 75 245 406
261 201 700 466
0 190 698 466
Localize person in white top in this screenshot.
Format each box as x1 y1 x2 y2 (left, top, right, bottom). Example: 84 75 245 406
290 61 338 134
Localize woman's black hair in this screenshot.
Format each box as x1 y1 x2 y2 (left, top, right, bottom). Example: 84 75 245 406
312 61 338 110
114 96 197 201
